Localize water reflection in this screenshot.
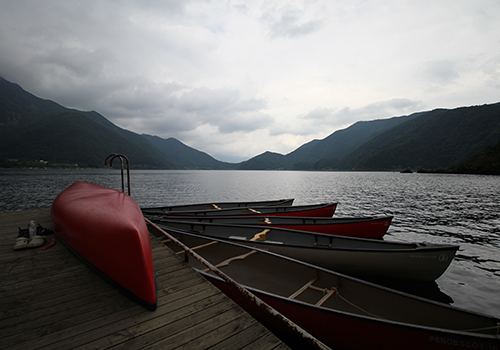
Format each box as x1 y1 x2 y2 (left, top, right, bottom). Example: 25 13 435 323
361 277 454 305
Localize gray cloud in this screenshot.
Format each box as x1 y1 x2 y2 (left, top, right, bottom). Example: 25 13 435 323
101 84 273 137
299 107 336 120
270 99 425 137
420 60 460 84
267 13 324 39
334 99 426 121
32 47 114 78
481 55 500 89
260 3 325 39
1 0 499 162
175 87 271 132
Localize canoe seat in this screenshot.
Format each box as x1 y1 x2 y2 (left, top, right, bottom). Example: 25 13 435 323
314 235 333 247
175 241 219 255
288 277 319 299
250 229 271 241
288 276 340 306
203 250 259 272
316 286 340 307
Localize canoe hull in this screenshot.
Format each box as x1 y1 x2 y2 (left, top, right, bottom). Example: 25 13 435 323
141 198 294 212
147 226 499 350
51 181 157 310
204 272 500 350
243 242 457 281
149 215 393 239
143 202 337 217
153 220 457 281
263 216 391 239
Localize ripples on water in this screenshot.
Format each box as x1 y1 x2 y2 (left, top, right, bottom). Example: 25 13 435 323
1 169 499 318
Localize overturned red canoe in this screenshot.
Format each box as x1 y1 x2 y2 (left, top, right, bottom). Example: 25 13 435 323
51 181 157 311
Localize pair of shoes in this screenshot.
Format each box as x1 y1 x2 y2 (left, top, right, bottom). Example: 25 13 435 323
37 224 54 236
13 235 46 250
17 227 30 238
13 237 29 250
29 235 46 248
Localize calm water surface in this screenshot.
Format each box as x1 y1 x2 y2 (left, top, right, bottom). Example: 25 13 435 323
1 169 499 318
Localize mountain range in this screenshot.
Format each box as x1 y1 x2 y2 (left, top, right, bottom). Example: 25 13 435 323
1 77 499 173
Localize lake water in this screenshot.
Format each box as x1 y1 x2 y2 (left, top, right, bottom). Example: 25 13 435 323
1 169 499 319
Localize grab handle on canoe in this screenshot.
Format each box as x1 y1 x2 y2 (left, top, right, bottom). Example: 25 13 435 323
105 154 131 195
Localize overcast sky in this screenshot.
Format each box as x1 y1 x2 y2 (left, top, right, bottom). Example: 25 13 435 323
1 1 499 162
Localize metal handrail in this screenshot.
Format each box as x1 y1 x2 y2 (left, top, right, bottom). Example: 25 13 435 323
105 154 131 195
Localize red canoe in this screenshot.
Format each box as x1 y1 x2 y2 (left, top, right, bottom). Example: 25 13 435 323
143 202 338 218
51 181 157 311
145 215 393 239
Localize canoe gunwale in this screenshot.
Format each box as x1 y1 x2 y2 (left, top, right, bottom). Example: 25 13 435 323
142 202 338 217
146 214 394 225
153 220 459 281
146 214 394 239
205 236 461 254
154 228 499 342
198 270 500 342
141 198 295 212
145 218 331 350
152 219 459 252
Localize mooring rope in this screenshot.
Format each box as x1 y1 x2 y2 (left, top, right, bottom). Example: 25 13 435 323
330 290 499 334
328 288 387 320
460 322 500 334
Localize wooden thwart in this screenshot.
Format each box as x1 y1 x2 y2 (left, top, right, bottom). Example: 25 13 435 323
316 286 340 307
288 276 340 307
176 241 218 255
203 250 259 272
250 229 270 241
289 277 319 299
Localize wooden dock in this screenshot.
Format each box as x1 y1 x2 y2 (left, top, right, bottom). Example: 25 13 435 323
0 208 289 349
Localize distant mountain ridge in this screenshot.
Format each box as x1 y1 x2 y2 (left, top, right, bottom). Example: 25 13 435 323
239 104 500 172
1 76 499 173
0 77 233 169
142 135 238 170
238 113 423 170
335 104 500 170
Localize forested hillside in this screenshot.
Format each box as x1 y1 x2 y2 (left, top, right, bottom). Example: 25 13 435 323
241 103 500 173
1 77 499 173
0 77 231 169
142 135 237 170
335 104 500 170
419 140 500 175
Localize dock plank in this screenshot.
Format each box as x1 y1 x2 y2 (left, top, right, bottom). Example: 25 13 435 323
213 322 285 350
0 208 289 350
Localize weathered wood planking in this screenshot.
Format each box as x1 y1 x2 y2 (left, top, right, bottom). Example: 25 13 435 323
0 208 289 350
